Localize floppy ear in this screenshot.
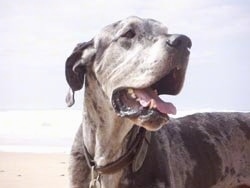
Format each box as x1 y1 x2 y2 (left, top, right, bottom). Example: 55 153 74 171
65 39 95 107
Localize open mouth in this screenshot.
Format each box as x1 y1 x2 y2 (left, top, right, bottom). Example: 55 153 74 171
112 66 186 125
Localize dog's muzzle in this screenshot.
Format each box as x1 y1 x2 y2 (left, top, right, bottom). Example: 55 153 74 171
112 34 192 130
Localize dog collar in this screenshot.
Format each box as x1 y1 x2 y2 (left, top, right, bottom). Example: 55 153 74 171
82 126 151 175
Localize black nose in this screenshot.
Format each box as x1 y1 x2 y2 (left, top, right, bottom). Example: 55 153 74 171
166 34 192 49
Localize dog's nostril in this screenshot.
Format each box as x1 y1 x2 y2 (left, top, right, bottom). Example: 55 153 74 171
167 34 192 49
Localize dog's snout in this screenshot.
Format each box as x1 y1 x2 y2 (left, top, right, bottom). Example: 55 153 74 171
166 34 192 49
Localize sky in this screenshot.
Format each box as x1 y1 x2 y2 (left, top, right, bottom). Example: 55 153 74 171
0 0 250 111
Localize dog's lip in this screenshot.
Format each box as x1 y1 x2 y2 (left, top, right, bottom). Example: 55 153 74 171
137 108 169 121
151 66 186 95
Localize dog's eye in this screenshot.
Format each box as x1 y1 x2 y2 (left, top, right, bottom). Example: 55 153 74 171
121 29 136 39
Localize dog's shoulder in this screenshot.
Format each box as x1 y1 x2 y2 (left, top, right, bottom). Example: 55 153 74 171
160 112 250 143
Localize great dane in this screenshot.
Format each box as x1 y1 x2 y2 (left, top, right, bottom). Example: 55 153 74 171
65 16 250 188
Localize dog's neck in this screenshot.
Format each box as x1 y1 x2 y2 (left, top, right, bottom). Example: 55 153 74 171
82 73 133 168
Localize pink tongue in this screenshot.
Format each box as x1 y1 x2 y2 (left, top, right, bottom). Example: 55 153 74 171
134 88 177 115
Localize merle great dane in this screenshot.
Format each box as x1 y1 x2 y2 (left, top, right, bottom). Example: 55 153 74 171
65 16 250 188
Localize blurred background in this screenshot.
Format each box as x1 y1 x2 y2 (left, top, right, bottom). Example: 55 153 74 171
1 0 250 111
0 0 250 152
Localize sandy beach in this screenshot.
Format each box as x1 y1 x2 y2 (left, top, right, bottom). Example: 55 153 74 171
0 152 70 188
0 110 216 188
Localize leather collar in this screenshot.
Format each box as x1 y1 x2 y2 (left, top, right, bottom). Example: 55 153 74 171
82 126 151 174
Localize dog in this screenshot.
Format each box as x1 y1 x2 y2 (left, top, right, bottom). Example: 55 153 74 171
65 16 250 188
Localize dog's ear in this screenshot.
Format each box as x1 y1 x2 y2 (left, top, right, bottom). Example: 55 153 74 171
65 39 96 107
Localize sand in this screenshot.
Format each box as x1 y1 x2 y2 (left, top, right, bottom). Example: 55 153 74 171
0 152 70 188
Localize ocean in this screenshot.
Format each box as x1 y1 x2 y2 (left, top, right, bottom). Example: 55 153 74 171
0 110 81 153
0 109 236 153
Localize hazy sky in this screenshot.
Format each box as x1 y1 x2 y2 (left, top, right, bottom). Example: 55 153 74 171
0 0 250 111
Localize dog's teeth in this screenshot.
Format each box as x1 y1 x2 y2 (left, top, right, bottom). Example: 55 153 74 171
149 99 157 109
128 88 136 98
128 88 134 94
131 93 136 99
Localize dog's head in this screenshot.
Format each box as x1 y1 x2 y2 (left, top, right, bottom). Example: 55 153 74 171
65 16 191 131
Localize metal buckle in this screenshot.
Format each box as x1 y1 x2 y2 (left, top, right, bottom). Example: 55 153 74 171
89 166 101 188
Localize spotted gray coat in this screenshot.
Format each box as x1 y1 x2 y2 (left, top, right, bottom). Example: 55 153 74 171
65 16 250 188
